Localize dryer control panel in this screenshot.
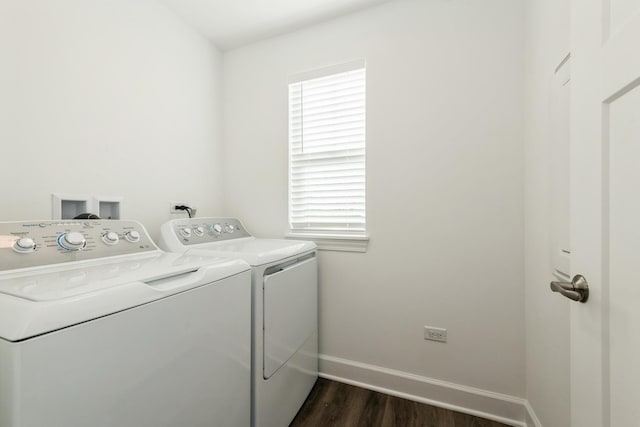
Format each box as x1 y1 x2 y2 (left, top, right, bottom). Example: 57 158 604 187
0 220 157 271
166 218 251 246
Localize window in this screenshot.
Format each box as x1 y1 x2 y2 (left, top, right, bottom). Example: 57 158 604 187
287 60 368 251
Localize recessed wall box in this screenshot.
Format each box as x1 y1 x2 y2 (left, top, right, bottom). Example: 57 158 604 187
52 193 92 220
52 194 123 220
94 196 123 220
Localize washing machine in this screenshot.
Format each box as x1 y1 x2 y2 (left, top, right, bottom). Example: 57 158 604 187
0 219 252 427
158 218 317 427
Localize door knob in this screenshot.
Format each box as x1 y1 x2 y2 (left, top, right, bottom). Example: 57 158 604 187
550 274 589 303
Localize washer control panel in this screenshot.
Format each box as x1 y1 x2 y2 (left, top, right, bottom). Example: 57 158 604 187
170 218 251 246
0 220 156 271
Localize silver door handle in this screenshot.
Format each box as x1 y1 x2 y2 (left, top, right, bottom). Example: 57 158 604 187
550 274 589 303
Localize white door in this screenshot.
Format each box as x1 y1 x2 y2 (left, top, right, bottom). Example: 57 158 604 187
570 0 640 426
263 257 317 379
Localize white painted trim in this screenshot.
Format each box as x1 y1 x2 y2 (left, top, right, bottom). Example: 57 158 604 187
288 59 366 83
524 401 543 427
285 232 369 252
319 354 527 427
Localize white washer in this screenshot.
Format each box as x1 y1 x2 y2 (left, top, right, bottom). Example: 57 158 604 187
0 220 252 427
158 218 317 427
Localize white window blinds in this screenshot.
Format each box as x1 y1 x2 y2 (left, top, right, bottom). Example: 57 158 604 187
288 63 366 233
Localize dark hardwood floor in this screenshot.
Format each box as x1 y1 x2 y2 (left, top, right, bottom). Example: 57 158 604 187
290 378 512 427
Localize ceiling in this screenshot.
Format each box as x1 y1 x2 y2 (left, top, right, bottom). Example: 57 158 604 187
159 0 393 50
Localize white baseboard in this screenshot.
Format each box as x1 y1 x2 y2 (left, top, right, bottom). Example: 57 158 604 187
319 354 528 427
524 401 543 427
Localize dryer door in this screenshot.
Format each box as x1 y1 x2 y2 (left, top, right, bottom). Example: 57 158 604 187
263 256 317 379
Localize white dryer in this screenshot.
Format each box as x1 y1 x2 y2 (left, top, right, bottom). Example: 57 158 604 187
158 218 317 427
0 219 251 427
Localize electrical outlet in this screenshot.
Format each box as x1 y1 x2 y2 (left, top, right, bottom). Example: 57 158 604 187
424 326 447 343
170 202 193 214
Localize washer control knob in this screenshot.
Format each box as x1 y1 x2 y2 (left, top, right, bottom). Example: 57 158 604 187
102 231 119 245
224 224 235 233
179 228 192 238
125 230 141 243
193 226 204 237
58 232 86 251
210 224 223 235
13 237 36 254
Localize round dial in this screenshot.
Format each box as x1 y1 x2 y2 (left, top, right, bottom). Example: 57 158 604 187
210 224 223 235
193 226 204 236
57 232 86 251
179 228 192 238
13 237 36 254
125 230 141 243
224 224 235 233
102 231 119 245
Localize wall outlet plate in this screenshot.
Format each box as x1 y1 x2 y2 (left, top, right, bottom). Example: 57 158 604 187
170 202 192 214
169 202 197 217
424 326 447 343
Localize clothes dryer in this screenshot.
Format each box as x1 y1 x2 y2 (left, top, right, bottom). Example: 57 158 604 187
158 218 317 427
0 220 251 427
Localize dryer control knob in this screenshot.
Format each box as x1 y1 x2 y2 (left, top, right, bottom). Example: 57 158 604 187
102 231 119 245
193 226 204 236
179 228 192 238
58 232 86 251
125 230 141 243
13 237 36 254
224 224 235 233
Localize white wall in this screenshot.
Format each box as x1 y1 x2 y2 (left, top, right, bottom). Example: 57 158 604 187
223 0 525 400
523 0 571 425
0 0 223 239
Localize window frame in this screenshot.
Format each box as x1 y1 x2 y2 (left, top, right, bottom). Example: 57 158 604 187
286 60 369 252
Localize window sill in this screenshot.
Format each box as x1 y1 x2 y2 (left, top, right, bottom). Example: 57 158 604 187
285 231 369 253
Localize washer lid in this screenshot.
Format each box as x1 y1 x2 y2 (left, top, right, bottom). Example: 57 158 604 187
0 252 249 342
188 237 316 266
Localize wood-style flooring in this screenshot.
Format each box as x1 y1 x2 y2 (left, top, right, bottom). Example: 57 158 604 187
290 378 512 427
